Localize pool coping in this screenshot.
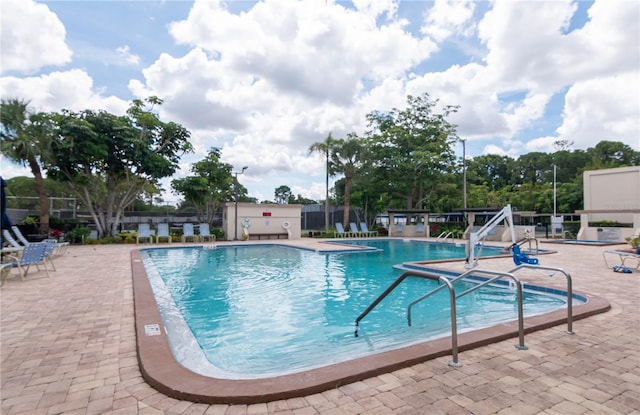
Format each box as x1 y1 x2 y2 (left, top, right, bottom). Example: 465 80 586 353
131 248 611 404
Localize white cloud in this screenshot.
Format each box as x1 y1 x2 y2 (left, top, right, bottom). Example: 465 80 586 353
557 72 640 150
0 155 32 178
0 69 128 114
0 0 72 73
116 45 141 66
421 0 476 43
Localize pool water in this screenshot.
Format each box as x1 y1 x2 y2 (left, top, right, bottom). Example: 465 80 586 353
142 241 569 378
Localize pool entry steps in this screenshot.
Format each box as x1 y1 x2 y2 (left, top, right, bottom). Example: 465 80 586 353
355 264 576 367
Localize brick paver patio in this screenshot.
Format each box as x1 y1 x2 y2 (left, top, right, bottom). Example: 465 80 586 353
1 240 639 414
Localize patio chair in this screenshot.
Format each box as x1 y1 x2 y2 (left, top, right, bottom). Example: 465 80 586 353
0 262 13 286
334 223 351 238
3 241 50 284
136 223 155 244
2 229 21 248
349 222 363 237
396 223 404 234
199 223 216 242
182 223 197 243
416 222 425 234
359 222 378 237
156 223 172 244
511 244 539 266
40 239 59 271
11 226 30 245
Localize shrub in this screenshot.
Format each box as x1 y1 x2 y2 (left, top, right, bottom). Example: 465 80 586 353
66 227 91 244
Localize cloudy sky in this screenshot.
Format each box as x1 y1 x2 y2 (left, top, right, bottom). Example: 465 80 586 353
1 0 638 203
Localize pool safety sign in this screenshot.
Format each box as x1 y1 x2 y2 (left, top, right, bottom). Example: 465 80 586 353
145 324 161 336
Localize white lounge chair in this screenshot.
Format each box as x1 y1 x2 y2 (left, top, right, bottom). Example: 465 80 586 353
199 223 215 242
136 223 154 244
334 223 351 238
349 222 363 237
11 226 30 245
156 223 172 244
182 223 197 243
359 222 378 237
3 229 22 248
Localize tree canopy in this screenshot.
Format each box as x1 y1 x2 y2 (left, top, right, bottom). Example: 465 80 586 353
171 148 245 225
46 97 192 237
0 98 55 233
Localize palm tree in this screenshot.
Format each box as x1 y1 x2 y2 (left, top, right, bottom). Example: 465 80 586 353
330 135 364 227
0 98 53 234
308 133 337 233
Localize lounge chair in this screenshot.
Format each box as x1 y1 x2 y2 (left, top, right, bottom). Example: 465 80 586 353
11 226 30 245
2 241 50 284
416 222 425 234
334 223 351 238
136 223 155 244
359 222 378 237
199 223 216 242
349 222 363 237
602 250 640 270
155 223 172 244
0 262 13 286
4 228 68 261
182 223 197 243
39 239 60 271
2 229 22 248
396 223 404 234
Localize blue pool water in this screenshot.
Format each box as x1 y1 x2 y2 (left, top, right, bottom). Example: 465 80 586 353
141 241 571 378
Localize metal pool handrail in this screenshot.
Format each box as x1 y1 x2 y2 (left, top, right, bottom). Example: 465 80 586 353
408 268 528 351
508 264 574 334
436 231 454 243
354 270 463 367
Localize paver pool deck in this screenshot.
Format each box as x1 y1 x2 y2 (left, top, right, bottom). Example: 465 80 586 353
1 238 639 414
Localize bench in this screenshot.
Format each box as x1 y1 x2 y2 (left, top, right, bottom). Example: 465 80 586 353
248 233 289 240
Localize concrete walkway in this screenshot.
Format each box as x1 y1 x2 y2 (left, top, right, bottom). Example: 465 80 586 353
1 240 639 414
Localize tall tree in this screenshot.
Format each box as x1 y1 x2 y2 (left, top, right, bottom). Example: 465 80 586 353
330 134 364 226
46 97 192 237
172 148 239 225
586 140 640 168
364 93 459 209
0 98 54 234
308 133 337 232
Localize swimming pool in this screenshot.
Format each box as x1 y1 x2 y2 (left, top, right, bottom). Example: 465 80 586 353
141 241 574 378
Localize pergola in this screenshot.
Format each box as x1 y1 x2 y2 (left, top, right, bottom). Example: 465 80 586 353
386 209 430 237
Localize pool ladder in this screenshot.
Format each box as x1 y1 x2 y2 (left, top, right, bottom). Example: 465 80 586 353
354 265 575 367
435 231 455 244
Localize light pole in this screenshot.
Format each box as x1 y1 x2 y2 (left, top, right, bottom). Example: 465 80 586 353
552 164 557 238
461 139 467 209
233 166 248 240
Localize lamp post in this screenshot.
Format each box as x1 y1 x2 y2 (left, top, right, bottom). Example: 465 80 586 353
461 139 467 209
233 166 248 240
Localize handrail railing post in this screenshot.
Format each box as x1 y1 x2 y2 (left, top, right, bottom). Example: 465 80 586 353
454 269 527 350
440 276 462 367
509 264 574 334
355 270 463 367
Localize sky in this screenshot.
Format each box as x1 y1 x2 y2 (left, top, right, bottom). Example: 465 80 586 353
1 0 639 205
